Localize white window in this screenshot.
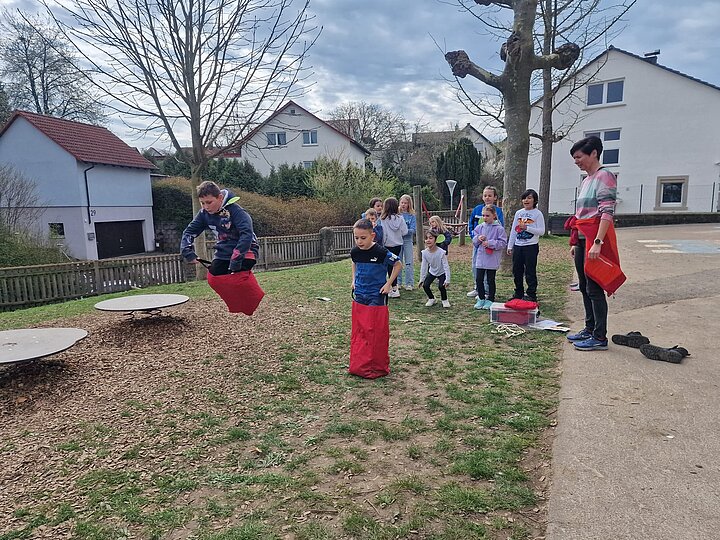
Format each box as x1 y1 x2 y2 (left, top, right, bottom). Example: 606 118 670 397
584 129 621 165
302 130 318 145
302 161 315 169
655 176 688 210
586 80 624 106
266 132 287 146
49 223 65 238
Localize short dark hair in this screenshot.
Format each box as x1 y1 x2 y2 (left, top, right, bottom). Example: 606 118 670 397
353 218 374 231
521 189 539 208
425 230 439 239
570 136 603 160
197 180 221 198
369 197 383 207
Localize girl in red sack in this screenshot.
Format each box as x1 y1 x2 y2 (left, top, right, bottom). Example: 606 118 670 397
180 181 264 314
350 219 403 378
566 136 624 351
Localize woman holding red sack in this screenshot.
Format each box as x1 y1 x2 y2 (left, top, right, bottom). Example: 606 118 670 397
566 136 622 351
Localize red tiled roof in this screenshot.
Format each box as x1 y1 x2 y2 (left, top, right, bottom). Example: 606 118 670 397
0 111 156 170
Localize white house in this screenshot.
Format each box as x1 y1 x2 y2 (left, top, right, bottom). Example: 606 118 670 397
237 101 370 177
0 111 157 260
526 46 720 215
412 123 498 161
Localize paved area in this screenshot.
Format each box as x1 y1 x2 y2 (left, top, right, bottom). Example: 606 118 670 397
547 223 720 540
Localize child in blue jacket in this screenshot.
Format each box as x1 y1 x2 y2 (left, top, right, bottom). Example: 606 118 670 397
180 181 259 275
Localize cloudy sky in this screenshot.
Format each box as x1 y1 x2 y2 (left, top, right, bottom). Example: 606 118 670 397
3 0 719 148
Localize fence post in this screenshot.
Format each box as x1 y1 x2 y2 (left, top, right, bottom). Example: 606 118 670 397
639 184 643 213
93 260 102 293
459 188 467 246
413 185 423 261
319 227 334 262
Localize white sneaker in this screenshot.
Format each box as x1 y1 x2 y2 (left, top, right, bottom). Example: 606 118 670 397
388 288 400 298
441 300 451 308
466 289 478 297
404 285 414 291
425 298 436 307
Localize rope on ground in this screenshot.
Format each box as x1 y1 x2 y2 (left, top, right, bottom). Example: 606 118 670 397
491 323 526 338
391 317 426 324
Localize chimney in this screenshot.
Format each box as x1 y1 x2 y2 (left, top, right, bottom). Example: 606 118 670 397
643 49 660 64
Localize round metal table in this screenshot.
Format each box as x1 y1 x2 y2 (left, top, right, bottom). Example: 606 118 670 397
94 294 189 316
0 328 88 365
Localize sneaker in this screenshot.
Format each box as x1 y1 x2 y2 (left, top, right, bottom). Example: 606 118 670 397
388 288 400 298
467 289 478 297
567 328 593 342
473 298 485 310
404 285 414 291
639 344 688 364
441 299 451 308
573 337 609 351
611 331 650 349
507 295 522 303
425 298 436 307
482 299 494 309
522 294 537 302
570 282 580 291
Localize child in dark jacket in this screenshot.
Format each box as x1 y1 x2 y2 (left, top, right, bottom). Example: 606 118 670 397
472 205 507 310
428 215 453 253
180 181 259 275
365 208 384 246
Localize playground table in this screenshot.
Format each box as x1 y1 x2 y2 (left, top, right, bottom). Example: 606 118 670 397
0 328 88 365
94 294 189 317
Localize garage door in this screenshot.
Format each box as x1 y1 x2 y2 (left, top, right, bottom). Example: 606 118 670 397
95 220 145 259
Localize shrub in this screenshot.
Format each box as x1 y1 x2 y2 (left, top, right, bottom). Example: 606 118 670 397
307 158 399 218
0 225 69 267
151 177 194 231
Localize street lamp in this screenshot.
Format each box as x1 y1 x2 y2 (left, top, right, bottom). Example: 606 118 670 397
446 179 457 211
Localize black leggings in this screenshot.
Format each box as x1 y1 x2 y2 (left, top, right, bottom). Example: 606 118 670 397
209 258 256 276
574 239 608 340
386 245 402 286
422 273 447 300
475 269 496 301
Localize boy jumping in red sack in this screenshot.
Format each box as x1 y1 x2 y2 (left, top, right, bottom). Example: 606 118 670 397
181 181 264 315
349 219 402 378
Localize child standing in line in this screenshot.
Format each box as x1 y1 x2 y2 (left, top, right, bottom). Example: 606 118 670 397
399 194 417 291
379 197 408 298
428 215 453 253
351 219 403 306
418 231 451 308
467 186 504 298
365 208 383 246
472 205 507 310
507 189 546 302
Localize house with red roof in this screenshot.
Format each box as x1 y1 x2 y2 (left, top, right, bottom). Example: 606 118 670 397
236 101 370 177
0 111 157 260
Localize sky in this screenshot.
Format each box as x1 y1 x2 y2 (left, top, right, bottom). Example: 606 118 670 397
2 0 719 148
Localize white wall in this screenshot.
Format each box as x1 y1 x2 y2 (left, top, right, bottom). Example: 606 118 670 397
241 106 367 177
526 50 720 214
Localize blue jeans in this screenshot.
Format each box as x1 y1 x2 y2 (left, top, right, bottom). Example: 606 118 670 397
400 237 415 286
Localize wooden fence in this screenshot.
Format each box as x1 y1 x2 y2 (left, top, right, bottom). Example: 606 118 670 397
1 227 355 310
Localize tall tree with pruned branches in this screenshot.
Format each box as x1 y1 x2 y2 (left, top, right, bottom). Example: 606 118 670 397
445 0 580 232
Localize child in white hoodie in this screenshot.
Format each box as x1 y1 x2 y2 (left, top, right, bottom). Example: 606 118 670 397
379 197 408 298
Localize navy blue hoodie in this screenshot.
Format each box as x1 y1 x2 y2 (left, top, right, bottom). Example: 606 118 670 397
180 189 259 272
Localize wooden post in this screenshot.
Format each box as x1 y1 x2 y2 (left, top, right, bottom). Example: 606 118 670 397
319 227 334 262
413 185 423 261
459 188 467 246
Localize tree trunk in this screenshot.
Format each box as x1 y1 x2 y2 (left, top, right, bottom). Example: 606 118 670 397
538 0 554 223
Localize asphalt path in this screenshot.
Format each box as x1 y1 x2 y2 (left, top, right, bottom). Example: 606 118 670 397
546 223 720 540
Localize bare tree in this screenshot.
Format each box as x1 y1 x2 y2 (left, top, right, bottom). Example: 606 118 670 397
0 165 45 232
327 101 409 150
43 0 319 220
445 0 580 234
446 0 634 218
0 11 104 123
534 0 635 218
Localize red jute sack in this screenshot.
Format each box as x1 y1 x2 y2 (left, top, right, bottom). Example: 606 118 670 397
207 271 265 315
349 301 390 379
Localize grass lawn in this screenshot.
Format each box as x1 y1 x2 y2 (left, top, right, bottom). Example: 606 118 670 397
0 237 572 540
